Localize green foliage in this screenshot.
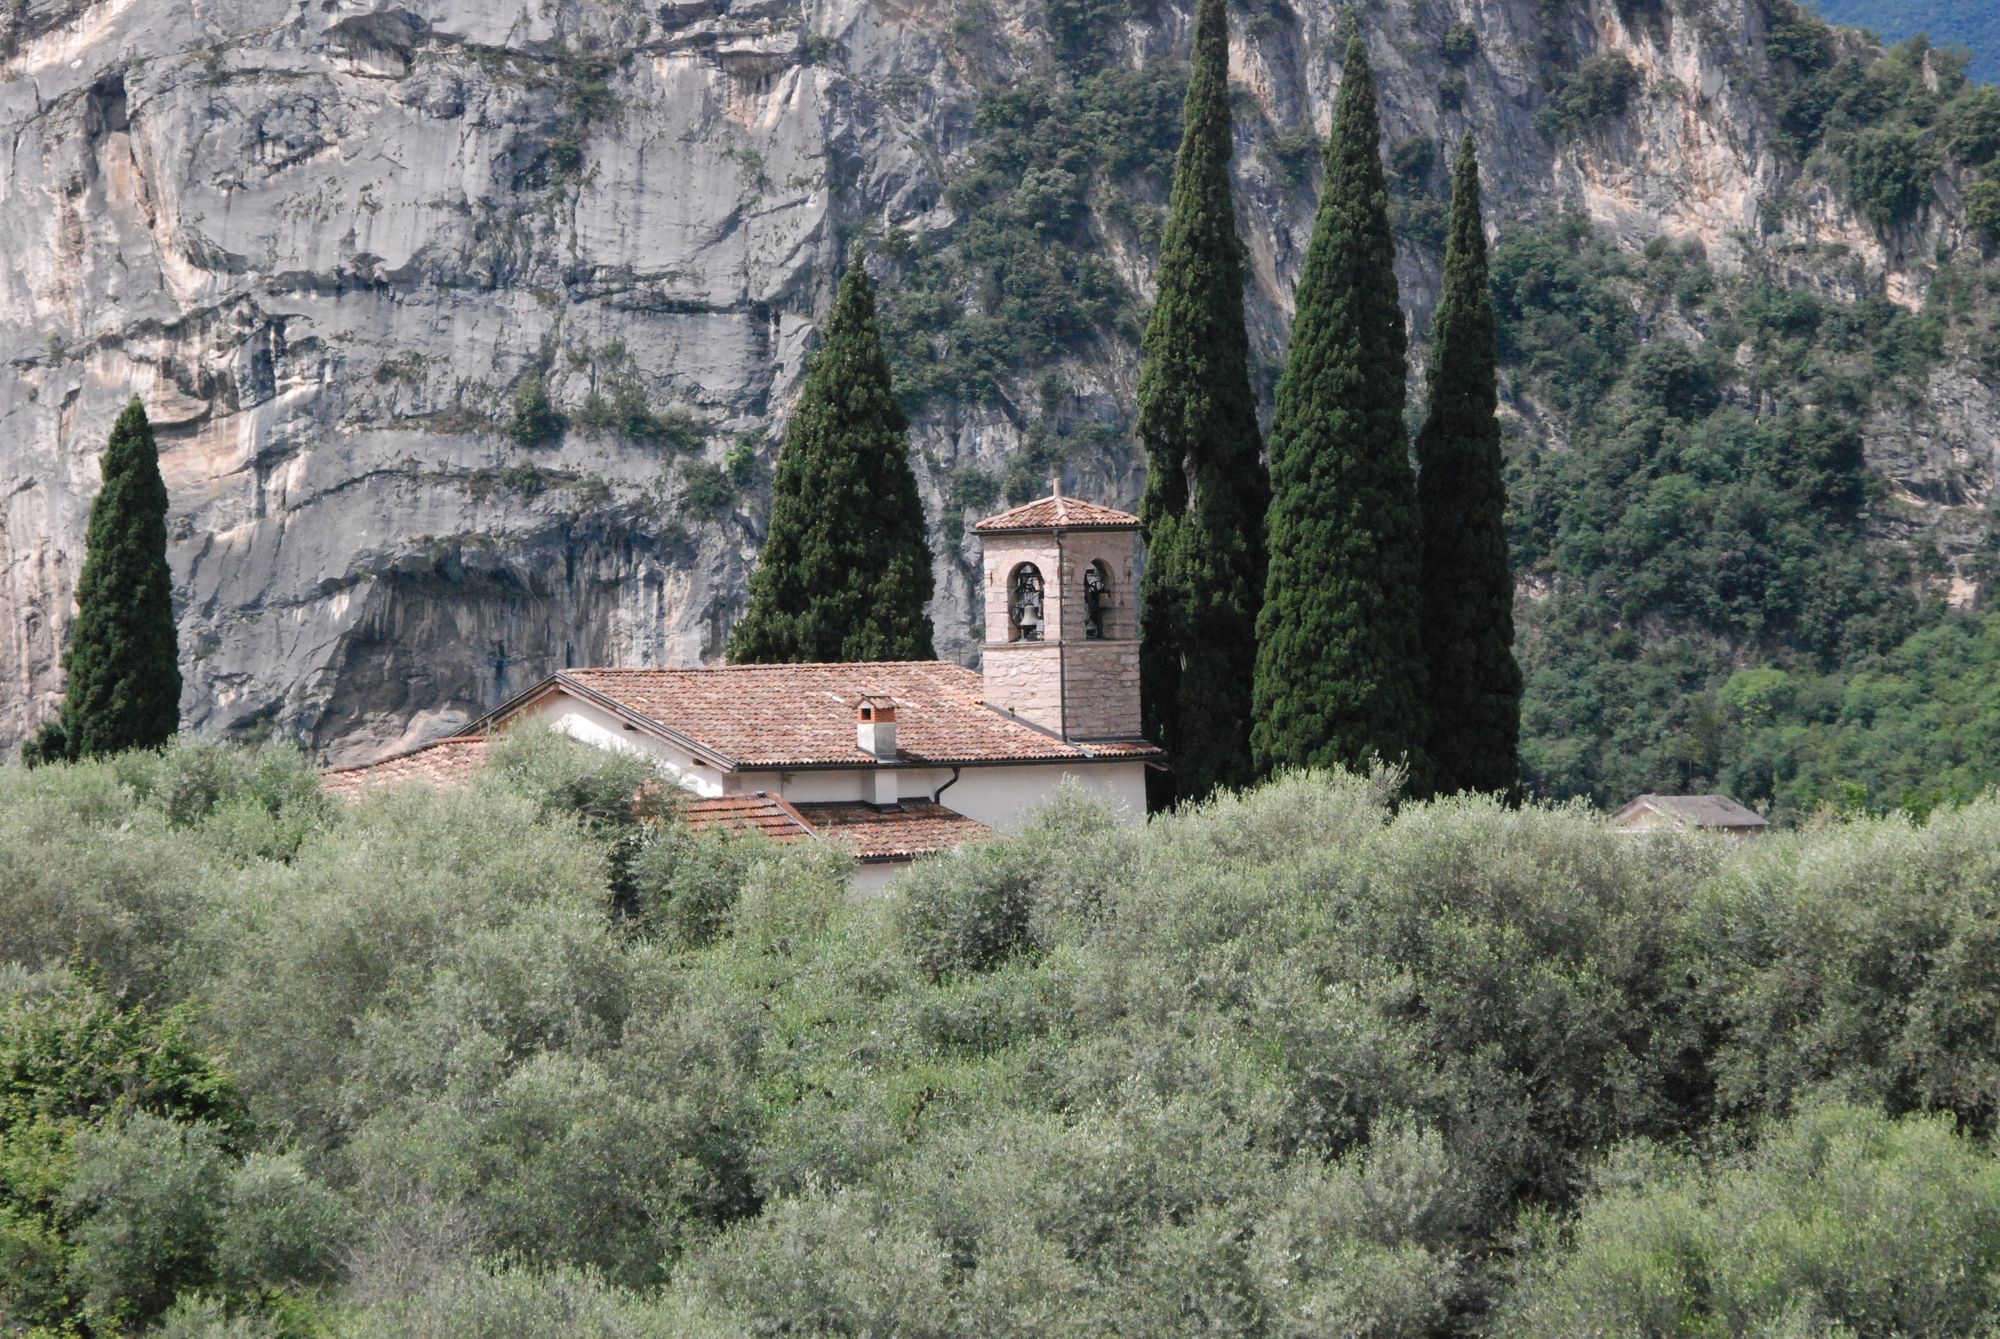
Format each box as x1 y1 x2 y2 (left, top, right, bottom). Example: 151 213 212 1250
1966 177 2000 245
1680 799 2000 1128
1441 20 1478 64
1135 0 1267 804
678 460 736 519
1760 7 1994 233
729 258 936 664
9 738 2000 1332
506 374 566 448
54 398 181 760
1536 53 1640 140
544 47 621 182
0 970 247 1333
876 66 1185 408
1809 0 2000 82
1502 1103 2000 1336
1844 123 1941 229
1491 215 1975 810
570 341 707 451
1416 139 1521 799
1717 615 2000 818
1254 39 1428 785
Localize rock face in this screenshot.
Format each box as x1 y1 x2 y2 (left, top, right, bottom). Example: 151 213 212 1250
0 0 1991 761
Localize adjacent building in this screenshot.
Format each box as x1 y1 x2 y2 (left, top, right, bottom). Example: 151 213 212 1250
1610 793 1770 837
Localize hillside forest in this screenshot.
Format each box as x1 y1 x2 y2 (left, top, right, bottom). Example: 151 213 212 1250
869 0 2000 820
1808 0 2000 81
5 733 2000 1336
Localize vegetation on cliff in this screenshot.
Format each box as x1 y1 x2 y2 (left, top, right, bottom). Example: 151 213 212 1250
1495 212 2000 817
4 735 2000 1334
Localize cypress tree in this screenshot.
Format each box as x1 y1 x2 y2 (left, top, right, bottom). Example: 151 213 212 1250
1417 137 1522 797
1251 37 1428 782
54 397 182 759
728 256 936 664
1136 0 1268 805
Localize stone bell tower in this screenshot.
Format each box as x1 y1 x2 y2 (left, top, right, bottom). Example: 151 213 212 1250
972 482 1144 742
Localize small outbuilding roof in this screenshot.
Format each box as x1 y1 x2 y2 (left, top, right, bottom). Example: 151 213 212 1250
1611 793 1770 832
973 491 1140 534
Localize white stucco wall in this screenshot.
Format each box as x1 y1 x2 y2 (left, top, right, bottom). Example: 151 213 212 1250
936 760 1148 831
517 692 727 797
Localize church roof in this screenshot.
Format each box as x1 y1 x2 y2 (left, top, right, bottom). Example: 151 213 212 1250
501 662 1162 769
320 735 489 799
973 492 1140 534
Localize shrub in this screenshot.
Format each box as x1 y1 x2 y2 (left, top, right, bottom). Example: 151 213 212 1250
1968 177 2000 246
1441 21 1478 64
1679 800 2000 1131
66 1114 232 1330
1845 124 1940 230
898 785 1130 978
1499 1103 2000 1336
1537 54 1641 139
214 1152 348 1296
507 374 567 447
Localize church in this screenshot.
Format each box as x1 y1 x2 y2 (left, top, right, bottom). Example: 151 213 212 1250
324 488 1164 888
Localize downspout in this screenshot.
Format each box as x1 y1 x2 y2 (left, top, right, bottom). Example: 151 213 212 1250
931 766 963 806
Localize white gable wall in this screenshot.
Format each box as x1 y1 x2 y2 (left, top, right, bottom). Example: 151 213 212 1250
516 691 729 797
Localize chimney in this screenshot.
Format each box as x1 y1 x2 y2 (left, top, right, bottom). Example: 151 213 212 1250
856 694 898 759
857 695 900 809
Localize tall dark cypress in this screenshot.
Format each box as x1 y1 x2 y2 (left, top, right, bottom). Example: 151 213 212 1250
1251 37 1428 783
1136 0 1268 805
728 256 936 664
1417 137 1521 798
56 397 182 759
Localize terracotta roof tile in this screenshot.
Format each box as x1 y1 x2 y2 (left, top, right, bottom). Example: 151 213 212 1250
791 800 994 862
320 736 488 799
973 493 1140 533
550 662 1162 768
681 793 818 843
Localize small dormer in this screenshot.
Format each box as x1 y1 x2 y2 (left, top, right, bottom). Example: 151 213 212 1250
972 481 1143 742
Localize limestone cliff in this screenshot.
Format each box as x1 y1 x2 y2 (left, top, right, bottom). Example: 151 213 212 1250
0 0 1990 761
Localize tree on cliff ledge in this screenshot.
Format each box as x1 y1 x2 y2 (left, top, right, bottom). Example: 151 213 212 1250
1417 137 1521 799
1136 0 1268 806
728 256 936 664
29 397 181 762
1252 37 1428 785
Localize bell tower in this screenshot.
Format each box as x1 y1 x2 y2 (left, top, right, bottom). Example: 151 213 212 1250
972 482 1144 742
